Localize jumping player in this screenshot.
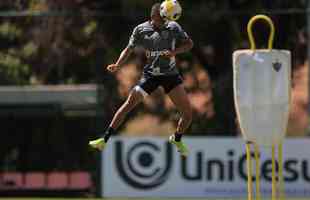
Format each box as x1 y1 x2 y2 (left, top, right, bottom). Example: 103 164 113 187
89 3 194 156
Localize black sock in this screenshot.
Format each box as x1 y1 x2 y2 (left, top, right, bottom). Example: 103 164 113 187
103 127 115 142
174 132 182 142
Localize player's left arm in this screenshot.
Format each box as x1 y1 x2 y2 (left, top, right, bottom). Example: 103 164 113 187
164 22 194 57
173 38 194 55
164 38 193 57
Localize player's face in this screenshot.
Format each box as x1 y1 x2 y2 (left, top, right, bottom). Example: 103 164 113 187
151 7 165 28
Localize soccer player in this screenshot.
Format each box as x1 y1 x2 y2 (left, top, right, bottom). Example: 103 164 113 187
89 3 194 156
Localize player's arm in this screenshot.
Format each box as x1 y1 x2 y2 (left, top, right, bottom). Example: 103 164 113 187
173 38 194 55
107 26 140 73
164 22 194 57
107 47 133 72
164 37 194 58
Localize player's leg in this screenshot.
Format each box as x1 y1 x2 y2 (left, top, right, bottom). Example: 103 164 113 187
163 75 192 156
89 89 144 150
168 84 192 134
89 75 159 151
109 88 144 130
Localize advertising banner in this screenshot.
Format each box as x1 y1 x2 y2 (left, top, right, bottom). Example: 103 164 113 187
102 137 310 197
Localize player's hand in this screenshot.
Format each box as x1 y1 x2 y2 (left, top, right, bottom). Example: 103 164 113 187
162 50 177 58
106 64 119 73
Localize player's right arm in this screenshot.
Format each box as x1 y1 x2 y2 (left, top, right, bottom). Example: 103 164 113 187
107 26 141 73
107 47 133 72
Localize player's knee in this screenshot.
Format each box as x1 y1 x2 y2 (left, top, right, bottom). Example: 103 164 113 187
124 99 136 110
124 91 142 109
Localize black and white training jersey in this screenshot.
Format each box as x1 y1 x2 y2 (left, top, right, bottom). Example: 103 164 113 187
127 20 189 76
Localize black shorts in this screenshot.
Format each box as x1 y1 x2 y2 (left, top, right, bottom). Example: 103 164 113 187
136 74 183 96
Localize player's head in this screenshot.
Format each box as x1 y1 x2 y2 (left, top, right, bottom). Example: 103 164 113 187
150 3 165 25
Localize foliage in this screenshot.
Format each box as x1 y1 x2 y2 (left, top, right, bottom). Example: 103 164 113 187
0 0 306 85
